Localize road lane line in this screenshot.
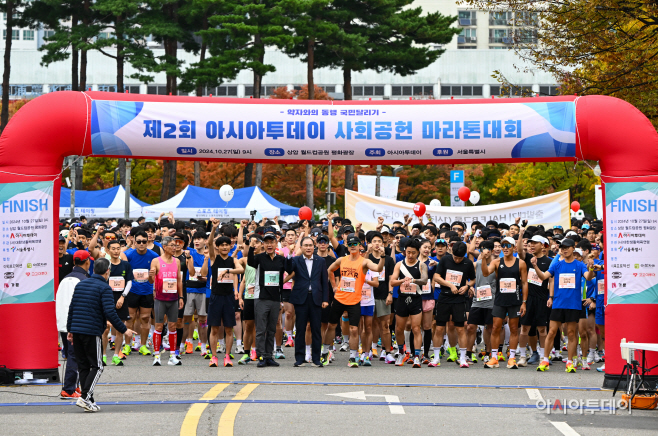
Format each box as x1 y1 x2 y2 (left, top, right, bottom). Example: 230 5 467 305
551 422 580 436
180 383 229 436
526 388 543 401
217 384 259 436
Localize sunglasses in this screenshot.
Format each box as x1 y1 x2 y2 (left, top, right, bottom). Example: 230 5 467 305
553 226 563 229
435 239 447 246
347 242 360 247
452 227 463 231
104 235 116 240
395 236 403 240
501 243 514 249
135 240 148 244
173 239 184 245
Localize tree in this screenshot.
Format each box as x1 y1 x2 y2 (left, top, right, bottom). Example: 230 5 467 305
460 0 658 129
1 0 39 131
37 0 104 92
137 0 200 201
92 0 156 92
209 0 297 188
308 0 459 194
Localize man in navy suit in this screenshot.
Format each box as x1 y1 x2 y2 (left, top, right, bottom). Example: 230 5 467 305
285 236 329 367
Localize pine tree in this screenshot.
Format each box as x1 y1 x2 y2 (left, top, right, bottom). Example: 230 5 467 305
208 0 296 188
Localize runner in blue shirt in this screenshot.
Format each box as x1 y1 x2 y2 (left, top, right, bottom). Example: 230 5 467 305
532 238 596 373
121 229 159 356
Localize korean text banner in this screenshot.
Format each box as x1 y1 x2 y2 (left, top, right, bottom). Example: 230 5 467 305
605 182 658 304
90 100 576 161
0 181 55 305
345 189 570 231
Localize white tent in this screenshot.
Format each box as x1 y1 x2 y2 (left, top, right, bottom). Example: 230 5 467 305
142 185 299 220
60 185 148 218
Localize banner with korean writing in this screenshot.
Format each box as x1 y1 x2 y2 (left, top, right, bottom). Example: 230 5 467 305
345 189 570 231
0 182 55 305
605 182 658 304
90 100 576 161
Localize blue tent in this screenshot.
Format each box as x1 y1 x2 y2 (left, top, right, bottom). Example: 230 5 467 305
143 186 299 219
60 185 149 218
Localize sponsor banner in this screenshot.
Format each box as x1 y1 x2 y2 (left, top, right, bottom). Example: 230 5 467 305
345 189 570 231
595 184 603 219
605 182 658 304
90 100 576 161
0 182 55 305
357 176 399 201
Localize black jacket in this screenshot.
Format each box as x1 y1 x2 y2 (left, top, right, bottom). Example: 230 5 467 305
67 274 127 336
285 254 329 307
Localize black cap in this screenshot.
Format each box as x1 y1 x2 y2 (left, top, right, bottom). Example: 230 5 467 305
452 242 468 257
263 232 277 241
317 235 330 244
59 235 66 242
310 228 322 236
559 238 575 247
346 234 360 245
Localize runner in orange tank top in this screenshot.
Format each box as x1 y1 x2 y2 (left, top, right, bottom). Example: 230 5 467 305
321 233 384 367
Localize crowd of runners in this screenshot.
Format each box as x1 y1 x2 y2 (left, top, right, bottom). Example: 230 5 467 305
56 211 607 397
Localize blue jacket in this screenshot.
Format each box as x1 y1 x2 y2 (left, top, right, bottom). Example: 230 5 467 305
66 274 127 336
285 254 329 307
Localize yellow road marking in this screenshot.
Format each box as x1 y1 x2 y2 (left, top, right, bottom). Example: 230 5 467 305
217 384 259 436
180 383 229 436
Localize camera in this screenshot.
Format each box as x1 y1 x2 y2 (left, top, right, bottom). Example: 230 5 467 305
249 210 257 220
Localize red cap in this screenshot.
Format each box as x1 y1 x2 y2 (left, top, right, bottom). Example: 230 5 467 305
73 250 91 262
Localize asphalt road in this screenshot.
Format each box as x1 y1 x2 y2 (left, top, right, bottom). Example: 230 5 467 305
1 346 655 436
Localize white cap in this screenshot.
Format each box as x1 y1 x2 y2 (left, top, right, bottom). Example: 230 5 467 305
574 248 584 256
131 222 139 227
530 235 549 245
502 236 516 245
565 231 578 238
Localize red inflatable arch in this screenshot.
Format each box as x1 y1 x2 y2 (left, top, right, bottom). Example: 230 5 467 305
1 91 657 387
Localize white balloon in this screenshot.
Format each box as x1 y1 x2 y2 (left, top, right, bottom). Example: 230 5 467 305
429 199 441 207
219 184 234 203
469 191 480 204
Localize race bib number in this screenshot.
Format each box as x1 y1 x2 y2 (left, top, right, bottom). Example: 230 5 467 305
379 267 385 281
420 281 431 294
109 276 125 292
362 284 372 299
559 273 576 289
528 268 542 286
218 269 234 284
598 279 605 295
476 285 492 302
246 284 255 298
163 278 177 293
446 269 463 287
134 269 149 283
264 271 280 287
400 282 416 294
499 278 517 294
339 277 356 293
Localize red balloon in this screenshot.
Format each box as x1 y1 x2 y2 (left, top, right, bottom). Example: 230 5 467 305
571 201 580 212
413 202 426 217
299 206 313 221
458 186 471 202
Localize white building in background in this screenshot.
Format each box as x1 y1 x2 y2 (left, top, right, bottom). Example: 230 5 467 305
1 1 559 100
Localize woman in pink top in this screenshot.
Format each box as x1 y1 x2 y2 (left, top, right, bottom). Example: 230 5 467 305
148 236 183 366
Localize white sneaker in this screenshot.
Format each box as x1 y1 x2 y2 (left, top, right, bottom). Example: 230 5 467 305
597 364 605 373
594 351 602 363
340 342 350 352
168 355 182 366
76 397 95 412
217 343 226 354
385 353 396 364
153 355 161 366
428 354 441 367
587 351 595 364
305 354 312 363
235 344 245 354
